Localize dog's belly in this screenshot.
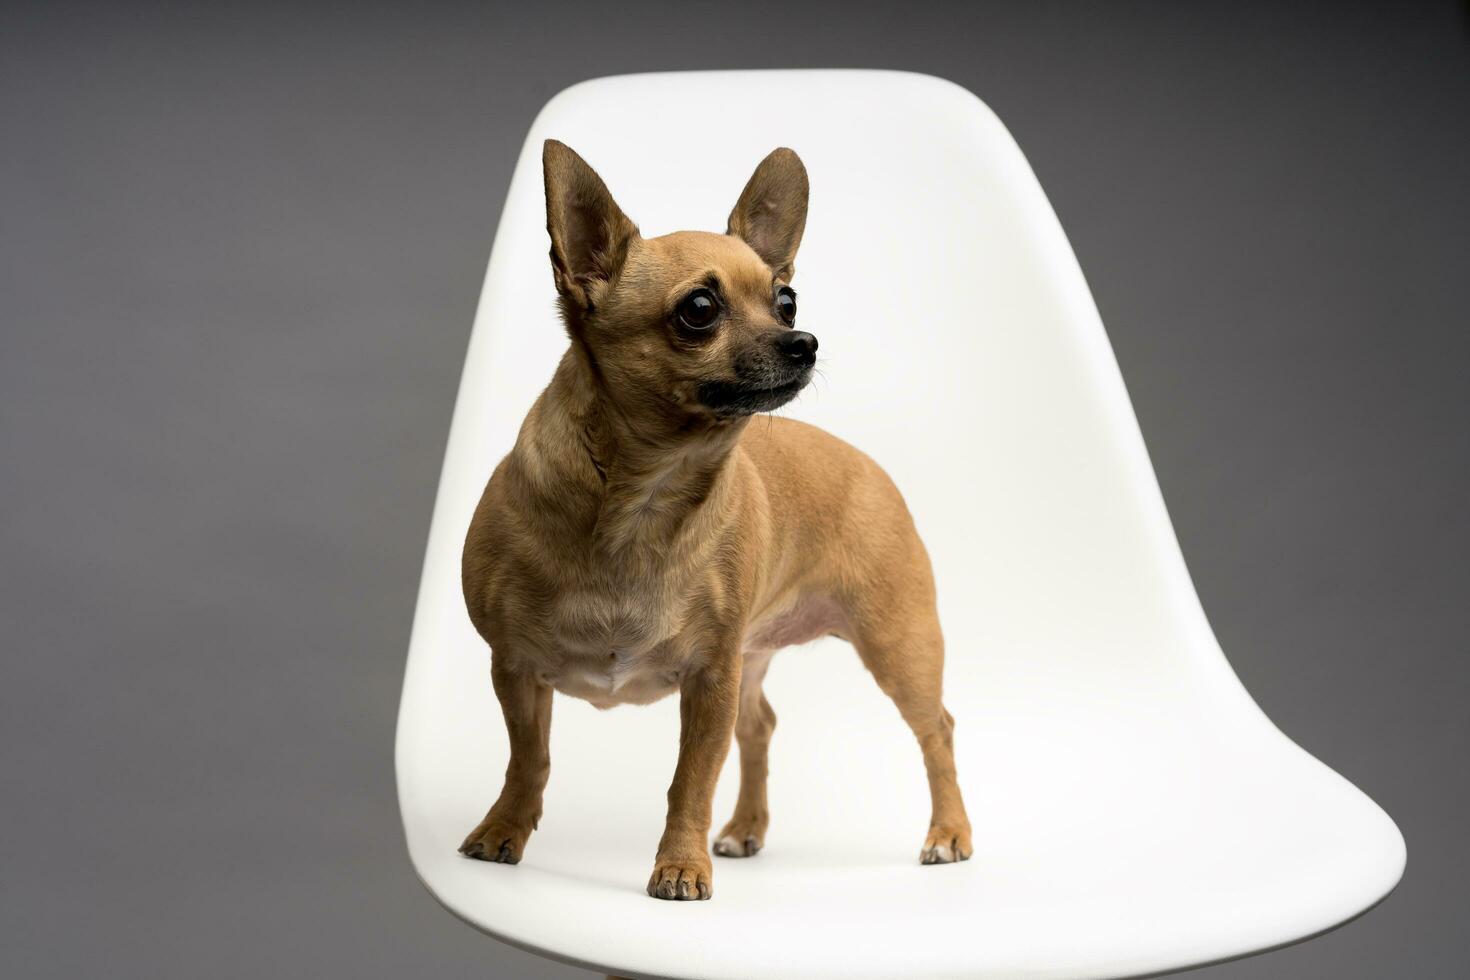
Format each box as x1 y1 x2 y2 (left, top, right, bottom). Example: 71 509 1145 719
744 593 850 652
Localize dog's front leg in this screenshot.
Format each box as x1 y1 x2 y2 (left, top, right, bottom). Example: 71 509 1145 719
647 645 741 900
459 656 552 865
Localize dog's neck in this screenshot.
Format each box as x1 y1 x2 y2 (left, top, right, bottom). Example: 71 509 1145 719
513 346 747 563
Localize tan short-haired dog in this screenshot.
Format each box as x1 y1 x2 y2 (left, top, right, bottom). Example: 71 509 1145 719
459 141 971 900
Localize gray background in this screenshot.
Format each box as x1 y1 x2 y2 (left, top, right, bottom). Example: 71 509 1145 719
2 1 1465 977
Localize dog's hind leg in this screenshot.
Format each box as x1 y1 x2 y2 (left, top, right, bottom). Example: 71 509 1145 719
713 651 777 858
850 602 973 865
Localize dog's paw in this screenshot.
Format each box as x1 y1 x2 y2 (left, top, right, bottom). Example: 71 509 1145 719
919 825 973 865
712 817 765 858
712 834 762 858
646 857 713 900
459 815 533 865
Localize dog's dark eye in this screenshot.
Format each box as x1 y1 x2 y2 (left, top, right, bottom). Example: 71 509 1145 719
775 286 797 325
677 288 720 331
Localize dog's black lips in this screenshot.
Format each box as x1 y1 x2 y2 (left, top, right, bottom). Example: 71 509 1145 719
697 371 811 417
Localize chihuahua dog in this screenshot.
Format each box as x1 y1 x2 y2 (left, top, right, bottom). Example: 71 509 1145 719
459 141 971 900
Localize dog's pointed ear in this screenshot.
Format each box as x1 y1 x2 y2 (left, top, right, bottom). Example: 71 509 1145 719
727 147 808 280
543 140 638 310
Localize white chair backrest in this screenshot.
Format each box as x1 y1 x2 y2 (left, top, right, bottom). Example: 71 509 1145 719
398 71 1402 980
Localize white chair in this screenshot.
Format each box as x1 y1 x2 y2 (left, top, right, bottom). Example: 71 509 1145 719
396 70 1404 980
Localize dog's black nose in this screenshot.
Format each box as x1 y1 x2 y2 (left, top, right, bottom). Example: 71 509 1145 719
775 330 818 367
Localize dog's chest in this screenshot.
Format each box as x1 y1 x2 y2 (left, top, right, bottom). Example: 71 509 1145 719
536 582 689 707
543 646 682 708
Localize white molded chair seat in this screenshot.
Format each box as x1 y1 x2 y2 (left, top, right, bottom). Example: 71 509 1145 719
396 70 1404 980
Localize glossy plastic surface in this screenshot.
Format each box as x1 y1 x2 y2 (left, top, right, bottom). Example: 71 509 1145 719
396 70 1404 980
